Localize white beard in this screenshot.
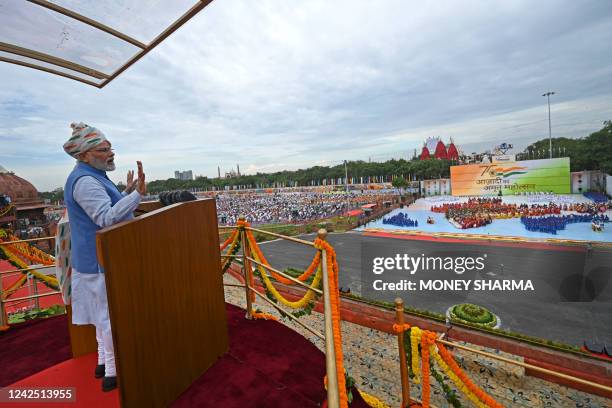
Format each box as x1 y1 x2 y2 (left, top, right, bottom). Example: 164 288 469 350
89 157 115 172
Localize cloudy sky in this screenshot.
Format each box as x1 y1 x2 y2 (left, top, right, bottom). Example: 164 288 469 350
1 0 611 191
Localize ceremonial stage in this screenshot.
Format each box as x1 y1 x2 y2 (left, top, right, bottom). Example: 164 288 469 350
358 195 612 243
0 303 369 408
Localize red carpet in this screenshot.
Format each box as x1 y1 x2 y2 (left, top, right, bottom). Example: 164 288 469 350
2 353 119 408
1 303 369 407
0 315 71 387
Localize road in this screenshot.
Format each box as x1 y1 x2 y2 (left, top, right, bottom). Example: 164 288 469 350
256 231 612 347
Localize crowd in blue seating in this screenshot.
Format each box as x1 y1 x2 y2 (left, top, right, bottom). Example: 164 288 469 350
521 214 610 234
584 192 610 203
383 212 418 227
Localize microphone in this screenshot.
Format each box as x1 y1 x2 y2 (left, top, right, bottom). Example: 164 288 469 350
159 190 197 206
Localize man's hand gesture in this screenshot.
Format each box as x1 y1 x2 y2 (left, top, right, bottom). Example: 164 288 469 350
136 161 146 195
125 170 137 193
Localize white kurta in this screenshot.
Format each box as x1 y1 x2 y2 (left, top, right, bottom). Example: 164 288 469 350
70 175 141 374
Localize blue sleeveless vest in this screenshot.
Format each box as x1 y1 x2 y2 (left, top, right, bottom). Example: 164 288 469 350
64 162 125 273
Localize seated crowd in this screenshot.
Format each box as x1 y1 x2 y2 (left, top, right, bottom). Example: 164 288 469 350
521 214 610 234
382 212 418 227
213 191 397 225
431 196 611 230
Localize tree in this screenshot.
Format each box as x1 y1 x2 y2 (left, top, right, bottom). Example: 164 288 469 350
391 176 409 189
521 120 612 173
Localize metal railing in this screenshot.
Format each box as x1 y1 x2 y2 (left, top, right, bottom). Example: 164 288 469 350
391 298 612 406
1 231 610 405
0 236 59 327
220 218 341 408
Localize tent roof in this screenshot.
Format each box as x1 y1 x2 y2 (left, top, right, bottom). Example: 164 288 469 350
0 0 212 88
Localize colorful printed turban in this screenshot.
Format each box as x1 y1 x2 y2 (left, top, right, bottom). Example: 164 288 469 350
63 122 108 159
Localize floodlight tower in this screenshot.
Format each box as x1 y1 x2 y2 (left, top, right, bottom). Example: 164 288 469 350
542 91 555 159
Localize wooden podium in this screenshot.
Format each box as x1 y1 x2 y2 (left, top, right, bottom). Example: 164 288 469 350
69 198 228 407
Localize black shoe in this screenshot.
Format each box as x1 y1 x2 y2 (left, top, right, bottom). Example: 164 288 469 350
94 364 105 379
102 376 117 392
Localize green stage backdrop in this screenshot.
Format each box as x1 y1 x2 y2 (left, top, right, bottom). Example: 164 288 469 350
450 157 570 196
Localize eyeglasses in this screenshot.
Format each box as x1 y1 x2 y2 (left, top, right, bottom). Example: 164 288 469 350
92 147 114 153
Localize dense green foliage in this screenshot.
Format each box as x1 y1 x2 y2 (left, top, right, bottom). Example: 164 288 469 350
8 305 66 324
39 188 64 202
518 120 612 173
146 159 452 193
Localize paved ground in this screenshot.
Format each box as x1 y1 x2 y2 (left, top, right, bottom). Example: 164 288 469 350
257 231 612 347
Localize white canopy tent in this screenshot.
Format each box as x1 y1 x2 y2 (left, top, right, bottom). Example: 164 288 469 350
0 0 212 87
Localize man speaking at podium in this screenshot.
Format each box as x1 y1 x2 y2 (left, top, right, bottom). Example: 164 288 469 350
63 122 146 392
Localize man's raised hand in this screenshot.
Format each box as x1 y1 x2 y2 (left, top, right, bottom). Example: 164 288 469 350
136 161 146 195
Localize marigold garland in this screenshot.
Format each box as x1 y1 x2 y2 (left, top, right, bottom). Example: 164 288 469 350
404 325 504 408
437 343 504 408
420 332 433 408
410 326 422 383
357 388 391 408
392 323 411 333
246 228 321 284
314 238 348 408
220 229 238 251
251 311 278 321
220 232 241 273
231 222 349 408
2 246 59 290
430 345 485 408
3 234 55 265
251 247 322 309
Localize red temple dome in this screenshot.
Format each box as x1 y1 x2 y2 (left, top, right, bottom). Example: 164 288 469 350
420 146 431 160
447 143 459 161
434 140 448 159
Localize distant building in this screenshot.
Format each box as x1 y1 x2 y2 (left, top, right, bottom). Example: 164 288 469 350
419 137 460 161
224 169 238 179
174 170 193 180
0 165 50 240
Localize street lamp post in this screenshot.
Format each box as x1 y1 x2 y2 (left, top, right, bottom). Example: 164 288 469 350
542 91 555 159
344 160 349 193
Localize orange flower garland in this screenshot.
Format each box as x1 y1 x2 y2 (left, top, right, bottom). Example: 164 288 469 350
220 229 238 251
420 331 437 408
252 311 278 321
437 343 505 408
392 323 411 333
3 234 54 266
314 238 348 408
245 228 321 285
2 245 59 290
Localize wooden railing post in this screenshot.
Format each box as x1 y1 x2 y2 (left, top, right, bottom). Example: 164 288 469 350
395 298 411 407
319 229 340 408
239 216 253 319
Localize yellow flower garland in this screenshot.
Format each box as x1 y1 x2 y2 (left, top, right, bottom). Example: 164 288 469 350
410 326 421 384
251 248 322 309
357 389 391 408
2 246 59 290
220 232 241 272
430 345 487 408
